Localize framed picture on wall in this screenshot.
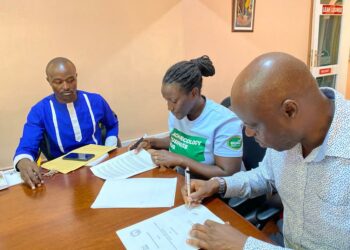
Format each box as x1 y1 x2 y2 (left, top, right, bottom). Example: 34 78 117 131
232 0 256 32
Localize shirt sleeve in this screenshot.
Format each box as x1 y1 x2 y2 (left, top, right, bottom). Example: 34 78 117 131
244 237 290 250
100 95 119 139
213 116 243 157
222 149 275 199
13 104 44 167
168 112 174 132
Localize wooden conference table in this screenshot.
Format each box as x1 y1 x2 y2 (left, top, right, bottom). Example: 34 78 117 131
0 148 270 249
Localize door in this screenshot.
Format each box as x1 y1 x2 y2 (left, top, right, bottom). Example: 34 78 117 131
310 0 343 88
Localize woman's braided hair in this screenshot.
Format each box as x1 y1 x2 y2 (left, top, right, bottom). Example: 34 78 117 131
162 55 215 93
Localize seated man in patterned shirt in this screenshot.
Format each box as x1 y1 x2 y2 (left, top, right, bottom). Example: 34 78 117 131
14 57 119 190
182 52 350 249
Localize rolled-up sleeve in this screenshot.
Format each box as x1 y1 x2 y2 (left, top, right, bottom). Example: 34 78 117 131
222 149 276 199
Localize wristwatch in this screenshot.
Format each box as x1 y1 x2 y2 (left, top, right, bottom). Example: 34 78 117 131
210 177 226 194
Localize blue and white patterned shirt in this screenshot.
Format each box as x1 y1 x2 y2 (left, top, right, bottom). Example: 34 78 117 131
14 90 119 167
223 88 350 249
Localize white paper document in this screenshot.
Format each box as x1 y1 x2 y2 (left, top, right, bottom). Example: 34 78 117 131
90 149 156 180
0 171 8 190
91 178 177 208
2 169 23 187
116 204 224 250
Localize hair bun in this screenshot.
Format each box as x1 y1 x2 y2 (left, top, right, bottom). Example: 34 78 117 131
190 55 215 77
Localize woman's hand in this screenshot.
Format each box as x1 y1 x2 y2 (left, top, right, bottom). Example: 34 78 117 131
148 149 184 168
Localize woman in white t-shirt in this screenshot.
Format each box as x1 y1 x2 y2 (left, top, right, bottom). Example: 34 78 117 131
134 55 243 179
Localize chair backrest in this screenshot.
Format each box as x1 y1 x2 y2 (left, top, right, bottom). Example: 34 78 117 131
39 132 54 160
242 127 266 170
220 97 266 170
220 96 231 109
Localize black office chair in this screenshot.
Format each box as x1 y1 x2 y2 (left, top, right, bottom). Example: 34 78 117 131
221 96 283 229
39 132 54 161
99 120 122 147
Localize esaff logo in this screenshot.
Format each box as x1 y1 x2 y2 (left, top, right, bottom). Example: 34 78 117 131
227 136 242 150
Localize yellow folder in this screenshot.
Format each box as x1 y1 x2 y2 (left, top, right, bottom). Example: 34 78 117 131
41 144 116 174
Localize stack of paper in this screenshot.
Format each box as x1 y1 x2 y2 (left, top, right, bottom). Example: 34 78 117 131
91 178 177 208
90 149 156 180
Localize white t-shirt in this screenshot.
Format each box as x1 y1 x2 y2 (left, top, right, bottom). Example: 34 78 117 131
168 98 243 165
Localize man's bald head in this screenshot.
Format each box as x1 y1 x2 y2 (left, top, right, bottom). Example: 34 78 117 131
230 52 329 152
46 57 78 103
46 57 76 78
231 52 318 110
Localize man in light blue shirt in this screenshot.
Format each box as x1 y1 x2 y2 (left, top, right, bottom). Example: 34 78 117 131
183 52 350 249
14 57 119 189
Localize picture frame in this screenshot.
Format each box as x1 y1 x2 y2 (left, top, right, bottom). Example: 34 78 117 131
232 0 256 32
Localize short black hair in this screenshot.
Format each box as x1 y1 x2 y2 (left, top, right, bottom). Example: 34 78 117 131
163 55 215 93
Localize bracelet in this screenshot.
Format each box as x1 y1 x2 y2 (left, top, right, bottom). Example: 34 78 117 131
210 177 226 194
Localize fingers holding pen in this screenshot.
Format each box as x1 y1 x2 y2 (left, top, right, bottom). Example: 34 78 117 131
181 180 207 207
135 140 150 153
129 135 152 153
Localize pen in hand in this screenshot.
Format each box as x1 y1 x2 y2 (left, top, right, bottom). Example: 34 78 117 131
129 136 145 151
185 167 191 206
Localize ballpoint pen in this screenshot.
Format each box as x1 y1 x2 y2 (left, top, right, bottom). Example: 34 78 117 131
185 167 191 206
129 135 146 150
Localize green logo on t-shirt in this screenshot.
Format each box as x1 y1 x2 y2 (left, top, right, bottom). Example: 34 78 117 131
169 129 206 162
227 136 242 150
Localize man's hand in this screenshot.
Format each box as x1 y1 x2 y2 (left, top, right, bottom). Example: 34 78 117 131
187 220 248 250
181 179 220 207
148 149 183 168
17 159 43 189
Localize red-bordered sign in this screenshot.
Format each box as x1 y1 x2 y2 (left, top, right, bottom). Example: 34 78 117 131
319 68 332 75
322 5 343 15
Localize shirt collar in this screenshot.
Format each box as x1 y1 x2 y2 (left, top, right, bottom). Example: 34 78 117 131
307 88 350 162
50 90 80 105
